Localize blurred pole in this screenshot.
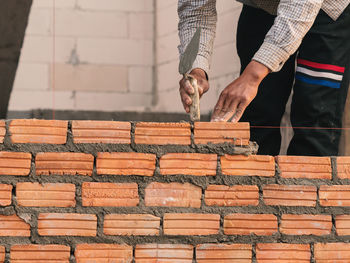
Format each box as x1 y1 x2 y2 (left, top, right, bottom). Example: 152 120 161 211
0 0 32 119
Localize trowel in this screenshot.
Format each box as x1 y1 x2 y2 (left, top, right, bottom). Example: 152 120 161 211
179 27 201 122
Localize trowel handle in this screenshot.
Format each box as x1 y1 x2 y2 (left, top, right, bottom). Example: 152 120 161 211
184 74 200 122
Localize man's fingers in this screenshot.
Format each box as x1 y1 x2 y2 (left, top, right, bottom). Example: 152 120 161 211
231 102 247 123
179 87 192 110
211 93 226 121
198 86 204 97
183 79 194 95
211 91 236 121
221 100 240 122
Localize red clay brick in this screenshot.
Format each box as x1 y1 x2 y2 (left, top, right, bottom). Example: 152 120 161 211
72 120 131 144
0 246 4 263
0 121 5 144
163 213 220 235
145 182 202 208
135 122 191 145
335 215 350 235
0 184 12 206
160 153 217 176
104 214 160 236
16 182 75 207
314 243 350 262
319 185 350 206
0 152 31 176
337 156 350 179
75 243 133 263
196 244 252 263
205 185 259 206
224 214 278 236
276 155 332 179
221 155 275 177
97 152 156 176
135 244 193 263
82 182 139 207
194 122 250 145
256 243 311 263
9 119 67 144
263 184 317 207
11 245 70 263
38 213 97 236
0 214 30 236
280 214 332 235
35 152 94 176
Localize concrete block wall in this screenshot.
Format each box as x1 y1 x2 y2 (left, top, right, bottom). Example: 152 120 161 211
10 0 242 114
10 0 154 112
0 119 349 262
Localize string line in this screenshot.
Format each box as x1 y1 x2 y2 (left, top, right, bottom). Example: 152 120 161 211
251 125 350 130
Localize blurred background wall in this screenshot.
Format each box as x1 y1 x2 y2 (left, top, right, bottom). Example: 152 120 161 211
9 0 242 115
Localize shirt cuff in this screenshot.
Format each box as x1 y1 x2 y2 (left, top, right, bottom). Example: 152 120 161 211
253 41 290 72
189 55 210 77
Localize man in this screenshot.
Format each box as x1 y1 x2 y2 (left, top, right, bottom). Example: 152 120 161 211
178 0 350 156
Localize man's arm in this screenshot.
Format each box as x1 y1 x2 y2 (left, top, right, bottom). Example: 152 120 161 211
178 0 217 113
253 0 323 72
211 0 324 122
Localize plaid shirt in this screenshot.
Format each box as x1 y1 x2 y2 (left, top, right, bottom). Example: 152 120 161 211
178 0 350 73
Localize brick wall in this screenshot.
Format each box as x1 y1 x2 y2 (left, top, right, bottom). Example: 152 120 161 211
9 0 242 114
0 119 349 262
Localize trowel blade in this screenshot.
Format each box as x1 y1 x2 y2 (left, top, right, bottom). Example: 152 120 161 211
179 27 201 75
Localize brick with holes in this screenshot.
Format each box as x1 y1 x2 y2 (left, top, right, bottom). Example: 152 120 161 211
135 244 193 263
163 213 220 235
72 120 131 144
135 122 191 145
0 152 31 176
35 152 94 176
38 213 97 236
319 185 350 206
9 119 68 144
104 214 160 236
97 152 156 176
16 182 75 207
276 155 332 179
10 245 70 263
0 215 30 236
221 155 275 177
75 244 133 263
256 243 311 263
0 184 12 206
263 184 317 207
145 182 202 208
280 214 332 235
194 122 250 145
196 243 252 263
205 185 259 206
224 213 278 236
160 153 217 176
82 182 139 207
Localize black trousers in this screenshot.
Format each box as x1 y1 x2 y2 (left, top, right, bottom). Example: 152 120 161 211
238 4 350 156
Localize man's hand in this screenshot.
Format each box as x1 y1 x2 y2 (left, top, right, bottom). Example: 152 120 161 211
179 68 209 113
211 61 270 122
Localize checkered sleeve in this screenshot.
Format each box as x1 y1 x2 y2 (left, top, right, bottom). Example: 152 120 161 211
178 0 217 75
253 0 324 72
